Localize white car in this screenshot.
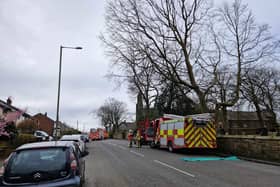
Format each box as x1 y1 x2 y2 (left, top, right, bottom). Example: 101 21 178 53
60 135 86 153
34 130 53 141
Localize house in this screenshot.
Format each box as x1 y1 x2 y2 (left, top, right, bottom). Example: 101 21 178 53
114 121 137 139
0 98 31 124
32 113 55 136
217 111 274 135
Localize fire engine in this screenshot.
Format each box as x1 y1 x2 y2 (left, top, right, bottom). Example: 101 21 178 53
137 117 171 145
150 113 217 152
89 128 108 140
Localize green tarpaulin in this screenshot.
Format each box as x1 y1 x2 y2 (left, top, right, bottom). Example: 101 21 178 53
181 156 239 162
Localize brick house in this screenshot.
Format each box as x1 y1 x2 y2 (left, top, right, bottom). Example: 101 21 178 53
0 98 31 124
32 113 55 136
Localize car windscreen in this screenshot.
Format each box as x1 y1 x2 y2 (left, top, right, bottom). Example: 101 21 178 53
4 148 69 184
39 131 49 136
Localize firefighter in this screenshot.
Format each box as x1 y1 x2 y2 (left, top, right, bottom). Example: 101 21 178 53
136 129 141 148
127 129 134 147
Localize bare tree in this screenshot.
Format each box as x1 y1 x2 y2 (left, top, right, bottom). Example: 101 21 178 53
241 67 280 131
241 68 267 128
101 0 279 119
209 0 280 131
215 0 279 108
258 69 280 127
101 0 217 112
97 98 127 134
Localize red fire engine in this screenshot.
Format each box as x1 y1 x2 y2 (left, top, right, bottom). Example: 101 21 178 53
89 128 108 140
137 117 171 145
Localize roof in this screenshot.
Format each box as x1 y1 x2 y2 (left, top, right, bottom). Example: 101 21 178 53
60 135 82 141
0 99 31 118
227 111 273 121
16 141 74 151
32 113 54 122
119 121 137 130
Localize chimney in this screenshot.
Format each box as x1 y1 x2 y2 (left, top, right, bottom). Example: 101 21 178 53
44 112 47 116
7 97 12 105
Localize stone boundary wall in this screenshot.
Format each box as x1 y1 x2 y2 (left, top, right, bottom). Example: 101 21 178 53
217 135 280 162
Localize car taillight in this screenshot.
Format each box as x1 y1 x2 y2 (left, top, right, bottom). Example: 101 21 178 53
0 157 10 175
0 166 4 175
70 160 77 171
70 153 77 172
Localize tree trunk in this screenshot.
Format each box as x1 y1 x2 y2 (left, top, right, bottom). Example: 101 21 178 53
253 101 265 130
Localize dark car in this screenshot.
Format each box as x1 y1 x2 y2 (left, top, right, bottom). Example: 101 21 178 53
0 141 88 187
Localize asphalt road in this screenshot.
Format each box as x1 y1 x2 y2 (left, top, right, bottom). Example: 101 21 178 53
84 139 279 187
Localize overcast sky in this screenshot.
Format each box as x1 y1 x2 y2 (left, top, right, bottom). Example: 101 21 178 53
1 0 279 131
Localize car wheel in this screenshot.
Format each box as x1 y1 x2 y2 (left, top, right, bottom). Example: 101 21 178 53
81 161 86 184
168 142 174 152
150 141 156 148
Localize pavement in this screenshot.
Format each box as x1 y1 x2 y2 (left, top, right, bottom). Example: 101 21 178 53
84 139 280 187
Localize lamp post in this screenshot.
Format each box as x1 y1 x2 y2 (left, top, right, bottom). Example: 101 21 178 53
54 45 82 139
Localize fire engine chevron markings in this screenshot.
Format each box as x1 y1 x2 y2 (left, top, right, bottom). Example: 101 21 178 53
206 124 216 136
153 160 195 178
185 127 195 140
188 128 200 147
200 129 211 141
184 124 193 134
201 136 212 148
130 150 144 157
190 130 201 148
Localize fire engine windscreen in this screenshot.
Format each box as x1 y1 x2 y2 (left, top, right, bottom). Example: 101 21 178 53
146 127 155 137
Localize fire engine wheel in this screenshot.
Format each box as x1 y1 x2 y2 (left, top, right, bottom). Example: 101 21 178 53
150 141 156 148
168 142 174 152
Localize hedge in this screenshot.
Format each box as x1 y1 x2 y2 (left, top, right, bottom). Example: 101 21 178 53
12 133 37 148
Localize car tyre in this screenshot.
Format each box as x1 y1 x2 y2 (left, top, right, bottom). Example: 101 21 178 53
168 142 174 152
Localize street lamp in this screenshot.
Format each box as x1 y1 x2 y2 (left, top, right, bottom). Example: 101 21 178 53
54 45 82 139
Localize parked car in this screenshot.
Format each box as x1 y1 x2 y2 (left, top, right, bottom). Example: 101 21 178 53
34 130 53 141
81 134 89 143
60 135 86 153
0 141 88 187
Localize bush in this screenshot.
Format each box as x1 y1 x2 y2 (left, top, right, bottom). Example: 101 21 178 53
17 119 37 134
13 133 37 148
61 129 81 136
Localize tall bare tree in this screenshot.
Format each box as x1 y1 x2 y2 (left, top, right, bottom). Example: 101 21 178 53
215 0 279 108
101 0 217 112
97 98 127 134
101 0 279 120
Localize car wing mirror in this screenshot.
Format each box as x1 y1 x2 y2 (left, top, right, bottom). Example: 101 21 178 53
81 151 89 157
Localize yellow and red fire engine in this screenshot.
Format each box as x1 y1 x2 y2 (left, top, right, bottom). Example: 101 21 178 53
151 113 217 152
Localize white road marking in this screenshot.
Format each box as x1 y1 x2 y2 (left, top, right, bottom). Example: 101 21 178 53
118 145 127 150
130 150 145 157
153 160 195 178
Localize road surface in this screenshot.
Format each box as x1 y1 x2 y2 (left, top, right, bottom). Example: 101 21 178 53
84 139 279 187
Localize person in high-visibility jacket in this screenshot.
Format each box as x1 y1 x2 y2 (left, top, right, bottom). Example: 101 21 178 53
127 129 134 147
136 129 141 148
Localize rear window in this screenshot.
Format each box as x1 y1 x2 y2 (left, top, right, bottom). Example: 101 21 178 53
194 120 208 127
4 148 69 184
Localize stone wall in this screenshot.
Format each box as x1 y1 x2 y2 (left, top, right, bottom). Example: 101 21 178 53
217 135 280 162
